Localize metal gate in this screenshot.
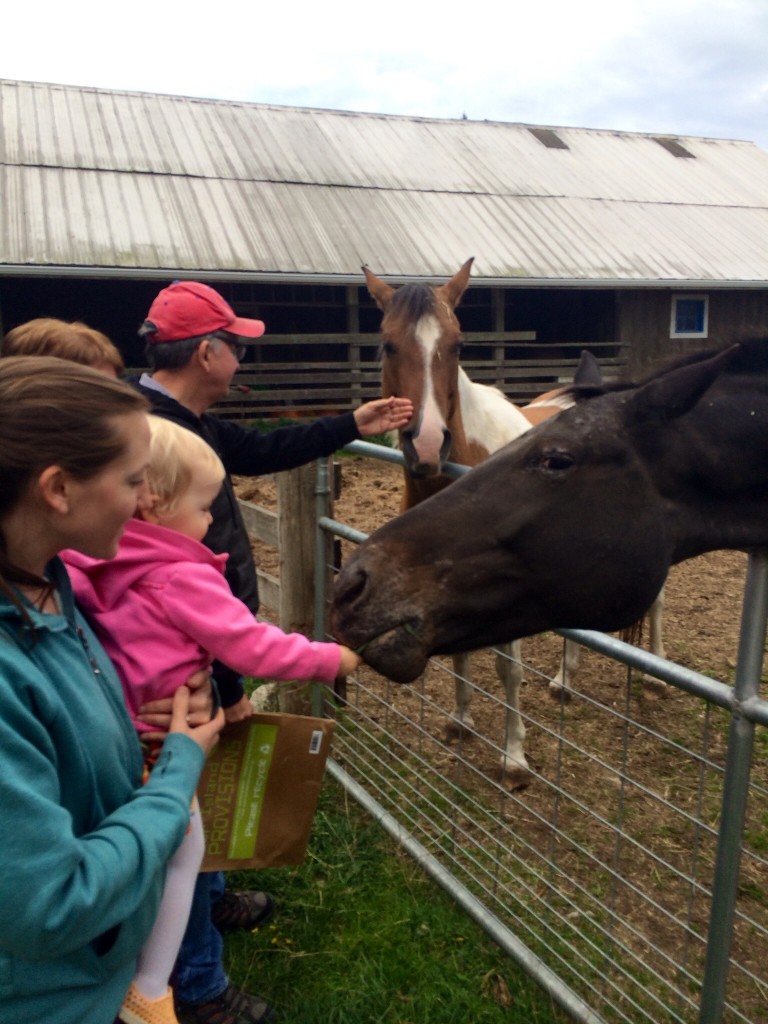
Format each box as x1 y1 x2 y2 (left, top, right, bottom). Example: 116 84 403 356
312 442 768 1024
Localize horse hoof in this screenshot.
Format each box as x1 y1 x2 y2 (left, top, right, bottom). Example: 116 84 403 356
641 676 669 700
444 719 475 743
500 764 531 791
547 682 572 703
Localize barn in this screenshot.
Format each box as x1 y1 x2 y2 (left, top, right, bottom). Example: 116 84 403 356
2 77 768 414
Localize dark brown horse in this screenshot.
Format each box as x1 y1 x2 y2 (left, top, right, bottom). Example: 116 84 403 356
362 259 615 786
331 339 768 685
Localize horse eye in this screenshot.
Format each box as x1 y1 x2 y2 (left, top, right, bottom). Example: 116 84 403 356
531 451 575 474
382 341 396 357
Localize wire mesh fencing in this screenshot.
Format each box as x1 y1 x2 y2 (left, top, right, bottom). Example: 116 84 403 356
314 446 768 1024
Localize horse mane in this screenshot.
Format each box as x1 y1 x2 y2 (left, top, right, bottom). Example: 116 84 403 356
566 336 768 404
386 282 438 323
379 283 446 359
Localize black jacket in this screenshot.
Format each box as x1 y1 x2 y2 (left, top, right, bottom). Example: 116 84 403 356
137 383 360 704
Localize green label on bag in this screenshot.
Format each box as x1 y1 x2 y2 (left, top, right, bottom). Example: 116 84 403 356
228 724 278 859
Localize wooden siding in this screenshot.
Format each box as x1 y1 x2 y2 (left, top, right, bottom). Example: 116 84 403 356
618 289 768 376
201 333 627 420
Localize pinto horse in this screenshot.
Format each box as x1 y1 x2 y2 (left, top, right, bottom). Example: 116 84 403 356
331 339 768 683
362 258 620 786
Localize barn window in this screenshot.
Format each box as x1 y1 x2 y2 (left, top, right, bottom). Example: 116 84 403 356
671 295 709 338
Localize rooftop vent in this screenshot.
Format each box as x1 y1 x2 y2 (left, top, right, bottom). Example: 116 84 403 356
653 137 695 158
528 127 569 150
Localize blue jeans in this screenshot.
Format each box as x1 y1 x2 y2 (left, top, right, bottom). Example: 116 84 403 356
174 871 228 1004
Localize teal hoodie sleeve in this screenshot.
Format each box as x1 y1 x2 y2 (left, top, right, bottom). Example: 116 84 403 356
0 614 205 962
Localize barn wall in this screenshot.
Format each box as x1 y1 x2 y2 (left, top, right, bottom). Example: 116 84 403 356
617 288 768 376
0 274 623 377
617 290 674 374
709 289 768 342
2 275 766 405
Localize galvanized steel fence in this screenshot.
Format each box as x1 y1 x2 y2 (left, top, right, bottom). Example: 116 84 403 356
311 441 768 1024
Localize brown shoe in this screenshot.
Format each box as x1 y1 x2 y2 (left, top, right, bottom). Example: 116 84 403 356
210 890 275 932
175 984 276 1024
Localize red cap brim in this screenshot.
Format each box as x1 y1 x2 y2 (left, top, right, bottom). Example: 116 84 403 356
229 315 266 340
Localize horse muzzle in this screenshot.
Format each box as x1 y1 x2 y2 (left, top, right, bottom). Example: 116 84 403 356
401 426 452 477
330 558 432 683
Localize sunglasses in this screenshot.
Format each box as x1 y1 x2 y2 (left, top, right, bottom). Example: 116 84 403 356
212 334 247 362
228 342 247 362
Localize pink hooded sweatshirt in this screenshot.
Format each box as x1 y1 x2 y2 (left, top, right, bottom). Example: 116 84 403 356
62 518 342 731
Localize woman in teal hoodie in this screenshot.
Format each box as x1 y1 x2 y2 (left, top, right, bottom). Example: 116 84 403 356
0 357 224 1024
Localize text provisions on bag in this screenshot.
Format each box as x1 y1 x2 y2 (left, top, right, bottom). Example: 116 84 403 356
198 712 335 870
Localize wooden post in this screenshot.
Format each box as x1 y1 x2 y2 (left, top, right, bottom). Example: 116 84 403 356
492 288 506 389
347 284 363 408
276 461 322 715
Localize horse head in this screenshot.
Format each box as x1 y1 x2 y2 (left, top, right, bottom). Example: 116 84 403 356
332 340 768 683
363 259 475 481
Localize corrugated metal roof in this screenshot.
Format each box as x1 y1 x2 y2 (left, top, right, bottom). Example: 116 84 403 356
2 78 768 286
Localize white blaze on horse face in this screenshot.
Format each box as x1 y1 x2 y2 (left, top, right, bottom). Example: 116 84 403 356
412 314 450 467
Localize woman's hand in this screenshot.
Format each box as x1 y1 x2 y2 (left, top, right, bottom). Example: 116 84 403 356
139 668 214 739
169 686 225 757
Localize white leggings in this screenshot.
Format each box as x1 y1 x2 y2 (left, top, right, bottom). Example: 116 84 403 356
133 797 205 999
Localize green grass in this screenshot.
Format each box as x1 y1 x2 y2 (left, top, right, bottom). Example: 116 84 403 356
222 780 567 1023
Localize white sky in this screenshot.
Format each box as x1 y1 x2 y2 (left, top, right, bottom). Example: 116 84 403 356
4 0 767 149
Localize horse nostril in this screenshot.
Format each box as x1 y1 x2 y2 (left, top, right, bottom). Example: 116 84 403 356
334 565 368 609
439 428 452 463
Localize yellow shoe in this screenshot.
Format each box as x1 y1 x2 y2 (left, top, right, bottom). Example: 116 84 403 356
119 982 179 1024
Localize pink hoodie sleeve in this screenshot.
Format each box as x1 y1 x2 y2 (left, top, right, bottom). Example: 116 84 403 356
159 564 342 683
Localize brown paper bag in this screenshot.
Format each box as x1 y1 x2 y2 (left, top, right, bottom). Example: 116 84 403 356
197 711 335 871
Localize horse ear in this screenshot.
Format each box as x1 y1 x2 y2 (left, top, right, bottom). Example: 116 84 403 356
628 344 740 422
362 266 395 311
438 257 475 310
574 349 603 387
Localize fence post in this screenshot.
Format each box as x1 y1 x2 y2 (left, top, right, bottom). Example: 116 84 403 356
492 288 505 389
697 550 768 1023
347 284 364 408
276 462 323 715
312 457 337 716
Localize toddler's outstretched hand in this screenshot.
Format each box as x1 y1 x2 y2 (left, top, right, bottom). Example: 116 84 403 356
337 645 363 676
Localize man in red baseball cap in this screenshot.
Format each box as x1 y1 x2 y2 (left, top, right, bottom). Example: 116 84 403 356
136 281 412 1024
142 281 266 343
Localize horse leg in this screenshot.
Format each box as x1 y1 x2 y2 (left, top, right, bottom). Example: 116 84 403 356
550 585 667 697
445 652 476 741
495 641 530 790
642 587 668 694
648 587 666 659
444 647 530 789
549 637 581 700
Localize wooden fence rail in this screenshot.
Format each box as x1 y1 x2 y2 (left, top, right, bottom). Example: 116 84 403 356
194 334 626 420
